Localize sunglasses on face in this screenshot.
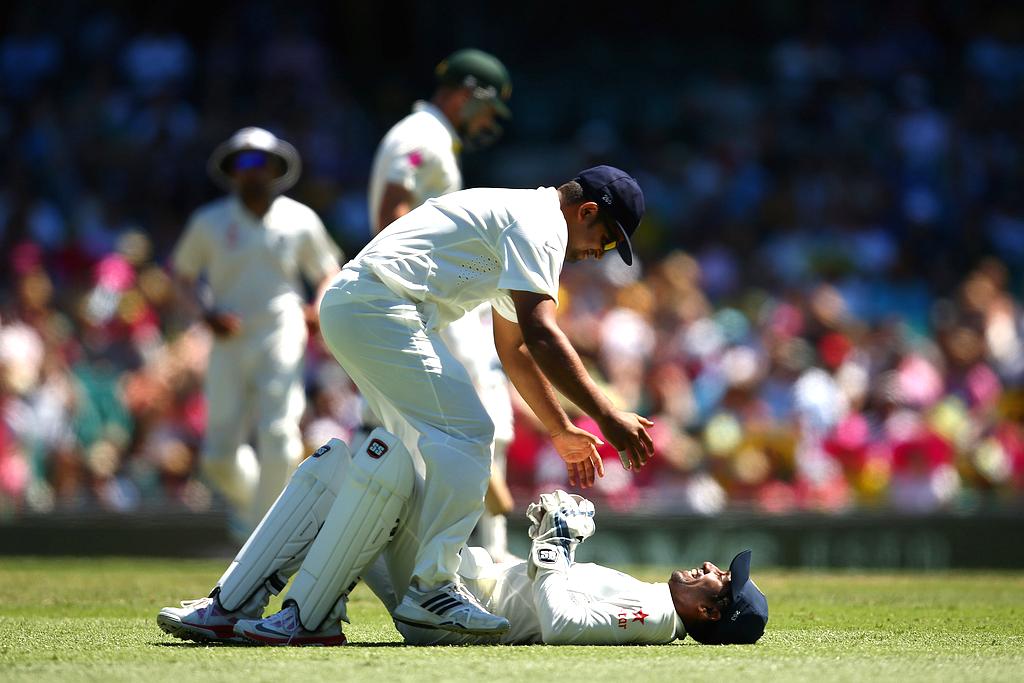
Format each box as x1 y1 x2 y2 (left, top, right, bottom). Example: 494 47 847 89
233 150 269 171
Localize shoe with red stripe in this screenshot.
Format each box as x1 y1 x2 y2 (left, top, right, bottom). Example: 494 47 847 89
157 596 246 643
234 604 347 646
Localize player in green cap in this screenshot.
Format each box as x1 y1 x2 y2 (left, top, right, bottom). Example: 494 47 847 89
368 48 513 232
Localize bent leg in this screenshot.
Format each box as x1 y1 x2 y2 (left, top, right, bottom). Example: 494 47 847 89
216 438 353 611
286 429 416 631
320 284 493 589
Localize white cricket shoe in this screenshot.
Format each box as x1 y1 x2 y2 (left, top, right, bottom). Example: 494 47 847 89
233 604 347 646
392 581 510 635
157 596 247 643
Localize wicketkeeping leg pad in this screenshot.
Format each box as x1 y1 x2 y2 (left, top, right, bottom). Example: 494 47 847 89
215 437 353 611
287 428 416 630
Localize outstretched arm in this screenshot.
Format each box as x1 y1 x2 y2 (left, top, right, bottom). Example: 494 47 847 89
492 306 604 487
506 290 655 470
524 491 677 645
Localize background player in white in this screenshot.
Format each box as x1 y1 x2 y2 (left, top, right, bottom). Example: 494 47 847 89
157 166 656 641
367 48 518 562
171 127 342 539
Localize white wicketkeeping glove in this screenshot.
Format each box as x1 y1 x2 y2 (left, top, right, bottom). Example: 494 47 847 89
525 490 596 580
526 489 596 544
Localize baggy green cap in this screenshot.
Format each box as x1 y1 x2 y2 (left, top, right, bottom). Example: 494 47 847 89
435 48 512 118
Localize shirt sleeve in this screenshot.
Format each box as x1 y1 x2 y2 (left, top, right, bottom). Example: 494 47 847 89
297 208 342 283
496 221 563 304
491 294 518 323
384 143 440 192
170 213 210 280
531 567 673 645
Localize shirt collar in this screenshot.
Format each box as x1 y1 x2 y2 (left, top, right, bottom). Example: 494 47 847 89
673 610 687 641
659 582 687 641
230 194 276 225
413 100 462 151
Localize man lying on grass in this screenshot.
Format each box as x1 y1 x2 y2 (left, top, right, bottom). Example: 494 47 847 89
160 486 767 646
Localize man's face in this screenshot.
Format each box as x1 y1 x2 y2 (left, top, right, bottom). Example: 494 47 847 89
461 101 499 139
565 204 621 263
229 150 275 197
669 561 732 623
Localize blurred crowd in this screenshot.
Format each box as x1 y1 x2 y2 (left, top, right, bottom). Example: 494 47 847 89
2 2 1024 517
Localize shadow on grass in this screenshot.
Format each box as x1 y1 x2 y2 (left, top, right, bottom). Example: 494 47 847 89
152 641 407 648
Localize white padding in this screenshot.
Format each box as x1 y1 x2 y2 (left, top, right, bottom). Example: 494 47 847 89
288 428 415 630
216 438 352 611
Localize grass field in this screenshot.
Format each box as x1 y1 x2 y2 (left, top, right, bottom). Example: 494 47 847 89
0 558 1022 682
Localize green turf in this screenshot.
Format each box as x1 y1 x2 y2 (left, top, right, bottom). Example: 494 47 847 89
0 558 1022 682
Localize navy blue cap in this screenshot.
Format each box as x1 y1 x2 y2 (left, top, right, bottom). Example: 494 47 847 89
707 550 769 644
573 165 645 266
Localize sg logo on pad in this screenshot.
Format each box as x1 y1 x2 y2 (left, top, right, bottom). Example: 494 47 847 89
538 548 557 563
367 439 389 459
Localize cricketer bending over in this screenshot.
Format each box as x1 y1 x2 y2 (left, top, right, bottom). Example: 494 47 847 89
158 166 660 641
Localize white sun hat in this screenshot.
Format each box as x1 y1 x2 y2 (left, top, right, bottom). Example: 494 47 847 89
207 126 302 195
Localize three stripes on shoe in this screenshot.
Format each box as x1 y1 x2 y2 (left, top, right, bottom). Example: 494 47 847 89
420 593 463 615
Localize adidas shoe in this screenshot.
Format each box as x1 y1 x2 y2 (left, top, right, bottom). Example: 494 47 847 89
157 596 246 643
392 581 510 635
233 604 347 646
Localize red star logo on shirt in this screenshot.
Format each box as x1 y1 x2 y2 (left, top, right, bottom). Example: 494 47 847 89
632 609 648 624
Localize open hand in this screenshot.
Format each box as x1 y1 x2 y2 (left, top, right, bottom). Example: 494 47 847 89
550 425 605 489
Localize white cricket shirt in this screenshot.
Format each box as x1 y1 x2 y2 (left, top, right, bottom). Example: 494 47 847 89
349 187 567 330
172 195 340 331
486 559 682 645
408 548 683 645
367 100 462 231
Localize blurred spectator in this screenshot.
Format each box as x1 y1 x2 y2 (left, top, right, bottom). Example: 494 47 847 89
2 1 1024 518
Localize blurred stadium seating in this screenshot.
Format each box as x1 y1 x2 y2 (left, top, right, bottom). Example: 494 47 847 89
2 1 1023 545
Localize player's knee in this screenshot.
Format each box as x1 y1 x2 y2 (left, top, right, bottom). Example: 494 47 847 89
429 411 495 450
258 420 303 465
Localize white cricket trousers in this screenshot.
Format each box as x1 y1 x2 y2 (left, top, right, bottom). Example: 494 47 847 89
201 313 307 532
319 267 494 591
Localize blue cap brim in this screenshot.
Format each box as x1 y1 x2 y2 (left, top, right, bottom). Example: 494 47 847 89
717 549 768 644
729 549 752 598
612 218 634 266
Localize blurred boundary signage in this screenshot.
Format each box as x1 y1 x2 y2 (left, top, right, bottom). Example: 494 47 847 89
1 511 1023 568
